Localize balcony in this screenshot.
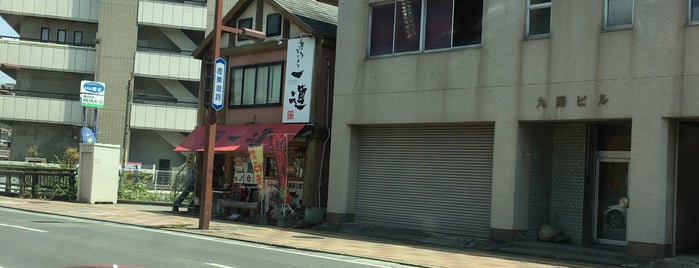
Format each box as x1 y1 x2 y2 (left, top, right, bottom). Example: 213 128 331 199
0 95 196 132
138 0 206 31
0 95 82 125
130 103 197 132
0 0 99 22
134 51 201 81
0 38 96 74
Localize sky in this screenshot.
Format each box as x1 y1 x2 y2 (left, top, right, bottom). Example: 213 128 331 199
0 15 18 85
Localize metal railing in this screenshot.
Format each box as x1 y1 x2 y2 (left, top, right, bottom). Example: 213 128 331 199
0 165 77 200
118 167 190 202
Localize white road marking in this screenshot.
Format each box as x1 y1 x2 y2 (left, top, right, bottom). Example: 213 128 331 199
0 207 412 267
0 223 48 233
205 263 236 268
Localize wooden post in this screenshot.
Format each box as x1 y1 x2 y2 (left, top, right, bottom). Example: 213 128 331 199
199 0 223 230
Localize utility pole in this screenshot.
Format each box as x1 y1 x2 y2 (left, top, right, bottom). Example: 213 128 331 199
199 0 265 230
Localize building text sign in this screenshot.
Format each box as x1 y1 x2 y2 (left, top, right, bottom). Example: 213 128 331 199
283 37 315 123
80 80 105 108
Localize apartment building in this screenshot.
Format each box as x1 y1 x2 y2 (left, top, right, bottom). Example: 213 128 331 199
0 0 208 169
329 0 699 257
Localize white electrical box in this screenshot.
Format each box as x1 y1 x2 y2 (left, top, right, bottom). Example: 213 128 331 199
78 143 120 204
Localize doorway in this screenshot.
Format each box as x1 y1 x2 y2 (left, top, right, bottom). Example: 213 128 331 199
593 151 629 245
675 122 699 253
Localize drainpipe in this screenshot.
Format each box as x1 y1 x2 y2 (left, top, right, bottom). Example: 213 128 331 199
317 57 332 207
121 72 134 169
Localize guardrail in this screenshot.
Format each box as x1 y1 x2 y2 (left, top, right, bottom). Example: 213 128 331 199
0 165 77 200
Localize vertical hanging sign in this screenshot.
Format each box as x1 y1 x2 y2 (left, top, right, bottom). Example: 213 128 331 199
283 37 315 123
211 57 227 111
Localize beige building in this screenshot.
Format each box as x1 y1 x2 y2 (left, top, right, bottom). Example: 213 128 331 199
328 0 699 257
0 0 210 169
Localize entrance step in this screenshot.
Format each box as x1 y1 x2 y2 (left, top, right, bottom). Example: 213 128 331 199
500 241 646 266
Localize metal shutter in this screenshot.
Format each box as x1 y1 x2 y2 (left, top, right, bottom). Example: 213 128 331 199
355 125 494 238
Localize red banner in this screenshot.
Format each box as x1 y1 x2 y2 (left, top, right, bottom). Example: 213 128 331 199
272 135 291 204
247 145 265 199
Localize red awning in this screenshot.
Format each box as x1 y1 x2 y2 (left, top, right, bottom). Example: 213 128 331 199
174 123 306 152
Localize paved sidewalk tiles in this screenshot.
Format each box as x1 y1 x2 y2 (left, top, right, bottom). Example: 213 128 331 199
0 196 597 268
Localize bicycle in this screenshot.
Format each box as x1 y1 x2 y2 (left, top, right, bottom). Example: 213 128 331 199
42 182 76 201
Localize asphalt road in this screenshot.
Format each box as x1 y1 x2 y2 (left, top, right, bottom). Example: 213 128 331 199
0 207 415 268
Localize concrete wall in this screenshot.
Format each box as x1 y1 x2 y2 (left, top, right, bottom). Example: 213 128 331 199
18 16 97 43
137 26 179 52
128 129 185 168
15 69 92 99
8 121 79 161
94 0 138 146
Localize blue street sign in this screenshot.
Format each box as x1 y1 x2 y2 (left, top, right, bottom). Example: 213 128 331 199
211 57 227 111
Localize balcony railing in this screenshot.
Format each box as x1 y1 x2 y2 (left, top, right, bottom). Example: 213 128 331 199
0 0 99 22
0 94 197 132
130 103 197 132
0 95 82 125
134 51 201 81
138 0 207 30
0 38 96 73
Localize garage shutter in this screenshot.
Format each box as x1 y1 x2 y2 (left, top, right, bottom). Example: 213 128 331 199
355 125 494 238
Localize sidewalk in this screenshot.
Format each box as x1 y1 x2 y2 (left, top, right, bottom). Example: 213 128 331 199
0 196 605 267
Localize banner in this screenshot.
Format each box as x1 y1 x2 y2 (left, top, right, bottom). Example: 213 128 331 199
282 37 315 123
272 135 291 204
247 145 265 199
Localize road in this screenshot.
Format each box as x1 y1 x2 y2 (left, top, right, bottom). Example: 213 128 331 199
0 207 415 268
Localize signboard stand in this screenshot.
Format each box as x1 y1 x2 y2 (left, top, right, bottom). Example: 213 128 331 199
80 80 105 143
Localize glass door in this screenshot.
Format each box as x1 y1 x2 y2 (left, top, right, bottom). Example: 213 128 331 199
594 151 630 245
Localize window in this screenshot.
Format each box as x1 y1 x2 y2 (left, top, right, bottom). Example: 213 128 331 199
266 13 282 36
605 0 633 29
369 0 483 56
57 29 66 43
526 0 551 37
237 18 253 42
40 28 50 42
74 31 83 45
690 0 699 22
229 62 283 107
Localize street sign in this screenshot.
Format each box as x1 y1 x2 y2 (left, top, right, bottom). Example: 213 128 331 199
80 81 105 95
80 80 106 108
80 94 104 108
211 57 226 111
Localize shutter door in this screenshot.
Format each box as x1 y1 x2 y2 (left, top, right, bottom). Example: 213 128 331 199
355 125 494 238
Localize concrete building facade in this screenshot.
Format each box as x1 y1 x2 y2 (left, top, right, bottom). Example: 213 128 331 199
0 0 205 169
328 0 699 257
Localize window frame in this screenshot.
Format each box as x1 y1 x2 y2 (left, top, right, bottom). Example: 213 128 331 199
266 13 282 37
40 27 50 42
689 0 699 25
237 18 253 42
73 31 83 46
57 29 66 43
367 0 482 58
525 0 552 38
603 0 634 30
228 61 284 108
